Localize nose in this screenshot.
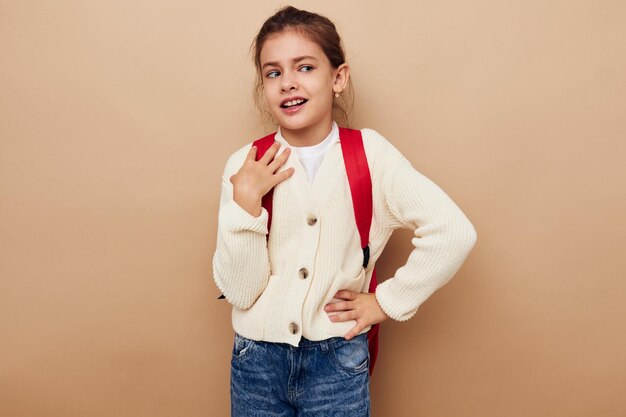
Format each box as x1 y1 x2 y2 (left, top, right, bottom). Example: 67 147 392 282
280 70 297 92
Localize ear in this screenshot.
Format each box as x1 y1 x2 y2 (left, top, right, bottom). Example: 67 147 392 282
332 63 350 94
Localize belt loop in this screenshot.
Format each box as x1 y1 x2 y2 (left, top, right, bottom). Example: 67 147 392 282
320 339 329 353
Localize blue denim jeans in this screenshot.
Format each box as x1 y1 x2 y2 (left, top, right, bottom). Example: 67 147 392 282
231 332 370 416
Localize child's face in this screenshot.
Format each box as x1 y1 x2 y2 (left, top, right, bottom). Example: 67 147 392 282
259 30 346 139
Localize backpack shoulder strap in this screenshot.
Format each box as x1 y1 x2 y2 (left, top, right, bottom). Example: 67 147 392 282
338 127 372 267
338 127 380 377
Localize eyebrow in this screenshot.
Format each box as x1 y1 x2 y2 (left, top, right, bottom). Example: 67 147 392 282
261 55 318 69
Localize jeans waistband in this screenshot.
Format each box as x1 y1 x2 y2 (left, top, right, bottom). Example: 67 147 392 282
296 332 367 349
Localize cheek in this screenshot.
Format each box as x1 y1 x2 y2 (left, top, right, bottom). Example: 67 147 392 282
313 77 335 96
262 88 281 116
261 85 275 105
313 85 333 104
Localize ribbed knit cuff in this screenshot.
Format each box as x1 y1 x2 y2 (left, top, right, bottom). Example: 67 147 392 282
375 279 420 322
219 200 269 234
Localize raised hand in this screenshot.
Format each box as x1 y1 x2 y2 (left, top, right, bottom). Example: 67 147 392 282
230 141 295 217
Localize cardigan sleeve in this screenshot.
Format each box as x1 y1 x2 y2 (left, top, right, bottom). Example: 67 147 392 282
374 139 477 322
211 146 272 310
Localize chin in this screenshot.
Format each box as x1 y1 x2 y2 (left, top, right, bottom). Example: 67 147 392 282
275 117 311 132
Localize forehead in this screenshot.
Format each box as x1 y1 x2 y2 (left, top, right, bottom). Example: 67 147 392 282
260 29 327 65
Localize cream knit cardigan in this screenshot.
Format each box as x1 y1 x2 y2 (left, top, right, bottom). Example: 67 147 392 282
212 128 477 347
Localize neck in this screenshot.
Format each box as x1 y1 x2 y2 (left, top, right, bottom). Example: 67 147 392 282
280 120 334 147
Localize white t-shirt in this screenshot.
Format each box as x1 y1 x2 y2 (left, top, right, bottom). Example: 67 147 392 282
285 122 339 184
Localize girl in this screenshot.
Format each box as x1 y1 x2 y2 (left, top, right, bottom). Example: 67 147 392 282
212 6 477 416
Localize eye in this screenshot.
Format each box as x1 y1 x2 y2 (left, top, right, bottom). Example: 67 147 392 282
299 65 314 72
266 70 280 79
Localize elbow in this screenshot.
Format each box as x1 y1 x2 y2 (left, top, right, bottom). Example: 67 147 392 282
212 262 255 311
212 263 262 311
454 217 477 256
439 216 477 259
465 221 478 251
229 294 256 311
214 280 256 310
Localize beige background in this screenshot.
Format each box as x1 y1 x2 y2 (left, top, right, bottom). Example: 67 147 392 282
1 1 625 416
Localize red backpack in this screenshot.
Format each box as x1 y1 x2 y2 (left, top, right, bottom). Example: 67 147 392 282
218 127 380 376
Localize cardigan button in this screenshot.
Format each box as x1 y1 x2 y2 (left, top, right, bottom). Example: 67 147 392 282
298 267 309 279
289 322 299 334
307 215 317 226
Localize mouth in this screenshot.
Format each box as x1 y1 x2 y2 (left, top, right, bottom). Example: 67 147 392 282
280 97 308 111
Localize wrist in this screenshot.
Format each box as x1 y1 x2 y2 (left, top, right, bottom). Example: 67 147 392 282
233 192 262 217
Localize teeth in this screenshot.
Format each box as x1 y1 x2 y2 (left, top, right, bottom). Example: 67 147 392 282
284 99 305 107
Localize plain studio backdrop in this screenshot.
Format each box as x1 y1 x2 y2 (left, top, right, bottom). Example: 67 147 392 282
1 1 625 416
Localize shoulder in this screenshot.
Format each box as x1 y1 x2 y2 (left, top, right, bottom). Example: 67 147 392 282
352 127 407 169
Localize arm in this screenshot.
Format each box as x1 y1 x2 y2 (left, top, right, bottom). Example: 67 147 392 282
324 131 477 337
211 142 294 310
374 150 478 321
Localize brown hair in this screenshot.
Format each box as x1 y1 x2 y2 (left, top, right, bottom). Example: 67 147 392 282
251 6 354 126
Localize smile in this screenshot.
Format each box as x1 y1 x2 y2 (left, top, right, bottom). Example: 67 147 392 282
280 98 308 108
280 97 308 115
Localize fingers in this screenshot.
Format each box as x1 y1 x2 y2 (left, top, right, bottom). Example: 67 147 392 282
325 300 352 313
344 324 365 340
332 311 365 340
247 141 282 164
324 295 366 340
245 145 259 162
258 141 282 165
251 140 293 178
271 167 295 186
334 290 357 301
267 147 291 173
328 309 358 323
323 291 357 317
